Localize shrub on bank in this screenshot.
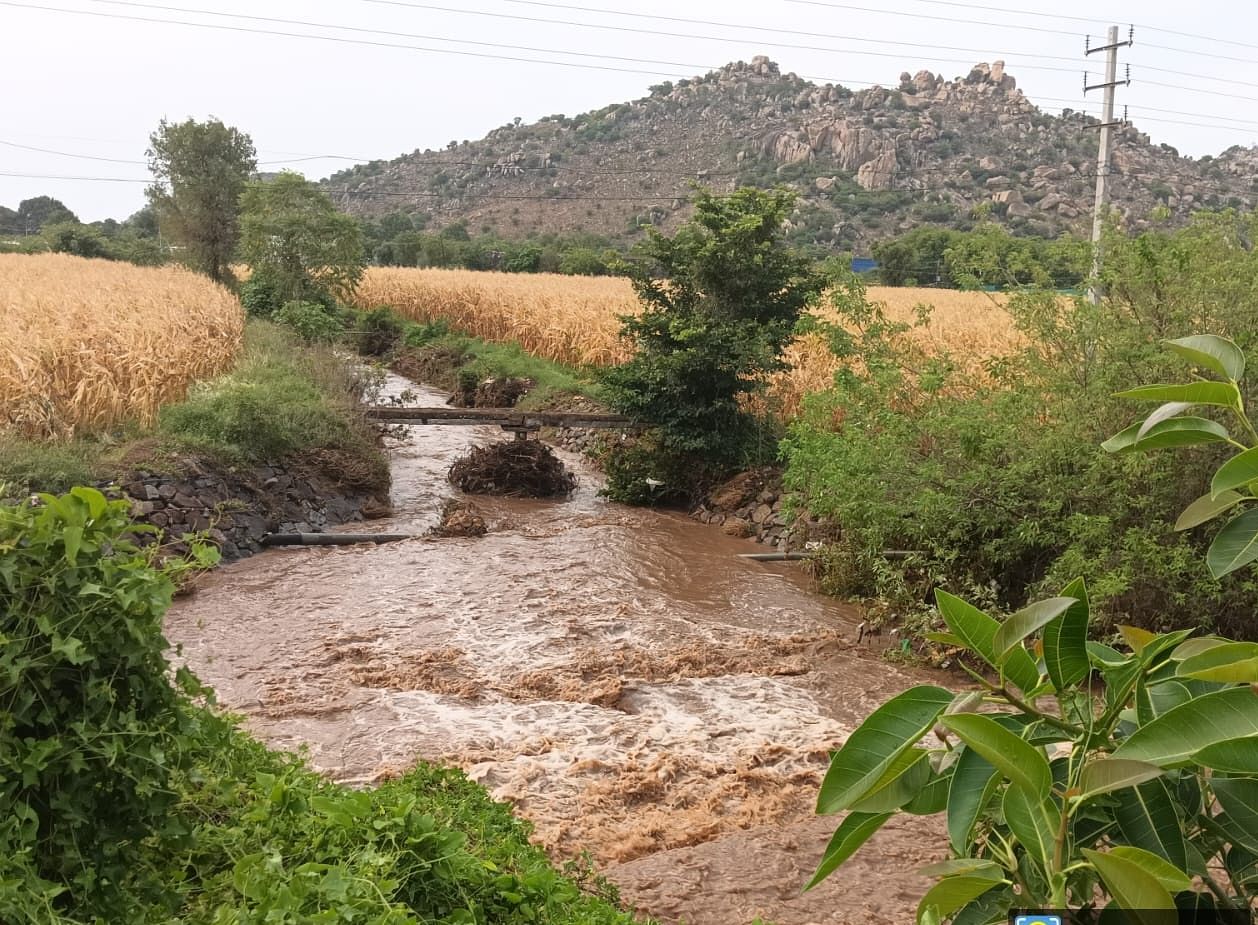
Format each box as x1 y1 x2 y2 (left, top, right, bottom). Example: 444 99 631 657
783 212 1258 638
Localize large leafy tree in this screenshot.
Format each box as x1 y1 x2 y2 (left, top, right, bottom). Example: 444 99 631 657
238 171 365 304
604 187 825 472
146 117 256 284
7 196 78 234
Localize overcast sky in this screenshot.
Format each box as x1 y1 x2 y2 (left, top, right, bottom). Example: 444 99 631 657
2 0 1256 222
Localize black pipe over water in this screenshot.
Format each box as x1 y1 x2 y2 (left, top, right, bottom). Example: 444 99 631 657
261 533 413 547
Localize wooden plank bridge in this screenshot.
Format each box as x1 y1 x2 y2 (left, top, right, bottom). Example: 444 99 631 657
365 406 640 436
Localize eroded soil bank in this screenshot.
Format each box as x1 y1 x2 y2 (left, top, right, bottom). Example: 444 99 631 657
165 374 945 925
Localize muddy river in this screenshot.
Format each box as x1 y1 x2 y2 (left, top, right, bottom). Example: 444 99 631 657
166 374 945 925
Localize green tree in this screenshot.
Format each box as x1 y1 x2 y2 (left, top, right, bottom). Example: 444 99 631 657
15 195 77 234
238 171 365 304
42 221 112 259
146 117 256 284
603 187 826 498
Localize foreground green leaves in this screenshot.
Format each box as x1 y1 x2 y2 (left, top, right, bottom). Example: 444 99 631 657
816 685 953 814
813 554 1258 919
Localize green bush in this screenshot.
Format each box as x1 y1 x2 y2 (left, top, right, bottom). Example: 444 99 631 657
783 213 1258 638
355 305 405 357
275 299 346 344
602 187 825 501
238 271 284 317
159 321 374 467
0 489 216 919
403 318 452 347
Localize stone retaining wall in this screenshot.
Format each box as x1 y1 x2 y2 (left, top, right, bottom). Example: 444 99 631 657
102 457 377 562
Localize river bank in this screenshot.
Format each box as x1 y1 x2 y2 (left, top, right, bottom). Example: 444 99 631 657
165 371 946 925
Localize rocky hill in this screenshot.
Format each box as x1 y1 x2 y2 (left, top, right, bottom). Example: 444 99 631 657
326 57 1257 251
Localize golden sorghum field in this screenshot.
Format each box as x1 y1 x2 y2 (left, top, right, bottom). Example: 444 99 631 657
1 254 245 437
355 267 1022 415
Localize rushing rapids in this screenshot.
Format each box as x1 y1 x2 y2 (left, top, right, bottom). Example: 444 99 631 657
166 372 945 925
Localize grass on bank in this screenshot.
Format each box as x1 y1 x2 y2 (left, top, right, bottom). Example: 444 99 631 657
395 318 604 410
0 320 386 495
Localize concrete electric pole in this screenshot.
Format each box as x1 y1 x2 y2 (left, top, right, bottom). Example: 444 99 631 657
1085 25 1133 303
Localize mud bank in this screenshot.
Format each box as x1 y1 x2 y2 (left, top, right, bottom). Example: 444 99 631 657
165 374 944 925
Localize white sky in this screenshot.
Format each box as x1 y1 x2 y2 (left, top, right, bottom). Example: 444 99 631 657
2 0 1256 222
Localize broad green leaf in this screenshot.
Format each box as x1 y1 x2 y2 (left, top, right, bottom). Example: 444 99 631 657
1113 686 1258 766
925 631 966 647
805 811 892 890
947 747 999 854
1106 846 1192 893
1043 578 1091 691
1176 641 1258 683
1087 640 1128 668
1144 680 1193 720
1137 401 1195 438
916 875 1007 925
849 748 931 813
992 597 1075 660
904 770 952 815
1193 736 1258 774
1171 637 1227 660
1118 624 1159 655
940 714 1051 797
1101 416 1231 454
1212 777 1258 835
1165 334 1246 381
1077 759 1165 800
1115 381 1242 409
1225 844 1258 887
1202 505 1258 578
62 525 83 565
950 885 1015 925
817 685 954 814
1112 779 1189 870
1083 848 1176 914
1212 446 1258 499
917 858 1003 880
934 590 1040 694
1002 786 1059 872
1175 490 1246 531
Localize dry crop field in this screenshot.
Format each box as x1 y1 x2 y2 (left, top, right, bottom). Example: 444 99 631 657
1 254 245 437
355 267 1022 416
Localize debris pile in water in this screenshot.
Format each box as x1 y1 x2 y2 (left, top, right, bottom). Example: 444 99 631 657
448 440 577 498
429 499 488 538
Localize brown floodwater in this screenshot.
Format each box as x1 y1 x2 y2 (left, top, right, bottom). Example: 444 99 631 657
165 373 946 925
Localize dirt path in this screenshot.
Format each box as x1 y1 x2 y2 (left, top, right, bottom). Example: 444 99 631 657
165 375 946 924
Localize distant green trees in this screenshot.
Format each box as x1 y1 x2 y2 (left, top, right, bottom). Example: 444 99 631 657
872 224 1088 289
146 117 257 284
239 172 365 306
360 211 621 276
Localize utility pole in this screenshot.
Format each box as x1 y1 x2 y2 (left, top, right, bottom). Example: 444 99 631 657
1084 25 1133 303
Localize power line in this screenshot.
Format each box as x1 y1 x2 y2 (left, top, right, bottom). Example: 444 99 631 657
0 0 682 78
0 138 146 164
62 0 1085 79
783 0 1083 37
359 0 1085 66
1140 78 1258 105
1141 41 1258 67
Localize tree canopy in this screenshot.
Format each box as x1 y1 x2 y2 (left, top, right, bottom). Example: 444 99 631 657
146 117 256 284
